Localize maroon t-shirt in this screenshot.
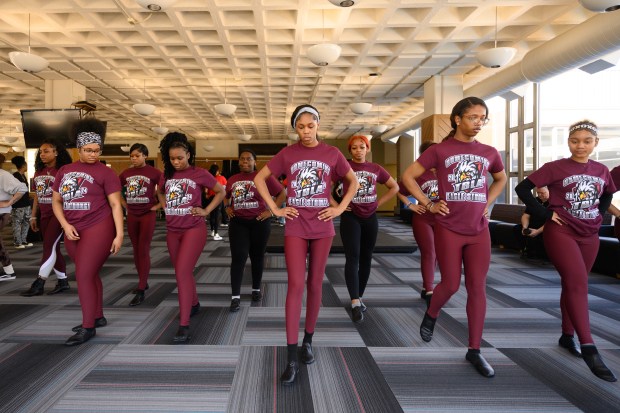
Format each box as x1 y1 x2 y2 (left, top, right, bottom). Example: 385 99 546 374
611 166 620 239
528 158 616 237
52 162 122 232
34 167 58 219
119 164 163 217
399 169 439 224
159 166 218 232
343 161 390 218
417 138 504 235
267 141 351 238
227 171 283 219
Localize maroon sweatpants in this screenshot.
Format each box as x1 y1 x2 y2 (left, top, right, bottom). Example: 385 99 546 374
429 224 490 349
127 211 156 290
167 225 207 326
284 236 333 345
64 215 115 329
39 215 66 276
412 214 436 293
544 221 599 344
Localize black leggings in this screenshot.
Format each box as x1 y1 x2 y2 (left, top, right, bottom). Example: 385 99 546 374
340 211 378 300
229 217 271 296
207 196 220 233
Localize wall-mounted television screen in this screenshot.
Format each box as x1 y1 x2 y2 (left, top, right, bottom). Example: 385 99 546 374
20 109 82 149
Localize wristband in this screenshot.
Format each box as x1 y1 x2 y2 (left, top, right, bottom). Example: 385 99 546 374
425 201 435 211
269 210 274 217
405 202 412 208
30 217 37 221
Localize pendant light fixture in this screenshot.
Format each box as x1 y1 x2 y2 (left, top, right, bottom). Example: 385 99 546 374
370 106 388 134
9 14 49 73
214 78 237 116
151 109 168 135
136 0 177 11
349 76 373 115
579 0 620 12
133 80 156 116
476 7 517 69
307 9 341 66
120 145 131 152
237 134 252 141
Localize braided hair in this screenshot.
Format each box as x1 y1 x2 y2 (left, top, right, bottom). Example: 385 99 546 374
34 139 73 172
159 132 195 179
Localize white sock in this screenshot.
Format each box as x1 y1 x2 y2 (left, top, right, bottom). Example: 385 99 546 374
38 274 49 280
54 269 67 279
232 295 240 299
252 289 260 292
3 265 14 275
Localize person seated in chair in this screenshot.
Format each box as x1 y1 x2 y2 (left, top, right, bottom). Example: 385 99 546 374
515 186 549 259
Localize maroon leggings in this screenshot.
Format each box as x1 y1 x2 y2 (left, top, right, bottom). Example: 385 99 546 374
127 211 156 289
412 214 436 292
284 236 333 345
544 221 599 344
429 224 490 349
39 215 66 276
0 214 11 267
167 225 206 326
64 215 115 329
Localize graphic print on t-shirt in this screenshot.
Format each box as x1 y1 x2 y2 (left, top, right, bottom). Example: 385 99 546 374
59 172 93 210
232 180 258 209
421 179 439 201
165 178 195 215
563 174 604 219
34 175 54 204
445 154 490 203
125 175 151 204
289 160 330 207
353 171 377 204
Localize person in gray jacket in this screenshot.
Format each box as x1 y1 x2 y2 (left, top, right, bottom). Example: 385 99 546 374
0 153 28 281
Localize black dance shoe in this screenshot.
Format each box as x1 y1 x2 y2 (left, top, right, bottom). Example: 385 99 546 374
280 361 300 385
47 278 70 295
420 312 436 342
65 328 95 346
131 283 149 294
465 350 495 378
20 277 46 297
129 290 145 307
230 298 241 312
72 317 107 332
351 306 364 323
251 291 263 302
558 334 582 358
190 302 201 317
582 347 617 382
300 343 315 365
173 326 191 344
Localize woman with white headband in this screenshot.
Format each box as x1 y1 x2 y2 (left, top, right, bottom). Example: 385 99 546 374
516 120 617 382
254 104 359 385
52 118 124 346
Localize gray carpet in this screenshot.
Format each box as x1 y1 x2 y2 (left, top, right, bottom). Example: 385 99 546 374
0 216 619 412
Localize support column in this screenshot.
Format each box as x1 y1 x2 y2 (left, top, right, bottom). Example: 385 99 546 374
421 76 463 143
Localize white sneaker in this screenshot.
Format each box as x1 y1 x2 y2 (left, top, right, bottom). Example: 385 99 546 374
213 234 223 241
0 274 16 281
23 243 34 248
221 223 228 227
14 244 25 249
211 231 215 237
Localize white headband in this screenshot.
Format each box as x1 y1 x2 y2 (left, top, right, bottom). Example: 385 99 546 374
76 131 102 148
292 106 320 128
569 123 597 135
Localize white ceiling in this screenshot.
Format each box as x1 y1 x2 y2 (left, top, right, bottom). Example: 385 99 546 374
0 0 600 144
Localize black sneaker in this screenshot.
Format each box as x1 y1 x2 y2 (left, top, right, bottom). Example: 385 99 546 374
351 306 364 323
251 291 263 302
129 290 145 307
190 302 201 317
230 298 241 312
131 283 149 294
21 277 46 296
72 317 107 332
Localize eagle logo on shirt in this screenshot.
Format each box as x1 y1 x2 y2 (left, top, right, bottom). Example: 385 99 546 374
355 173 375 197
60 176 87 201
126 176 148 198
294 167 325 198
567 178 601 215
35 176 54 199
232 181 254 203
424 181 439 201
166 181 191 208
450 160 485 193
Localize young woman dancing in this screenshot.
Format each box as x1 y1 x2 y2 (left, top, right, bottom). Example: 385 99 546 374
225 149 285 312
21 140 73 296
397 141 439 308
52 119 124 346
158 133 225 344
402 97 506 378
119 143 162 306
516 120 617 382
254 104 358 385
340 135 398 323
